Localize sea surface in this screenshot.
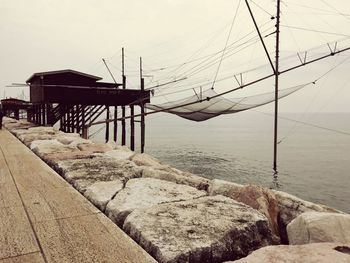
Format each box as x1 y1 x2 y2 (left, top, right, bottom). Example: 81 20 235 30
94 111 350 213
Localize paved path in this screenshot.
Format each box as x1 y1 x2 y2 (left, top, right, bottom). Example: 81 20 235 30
0 129 157 263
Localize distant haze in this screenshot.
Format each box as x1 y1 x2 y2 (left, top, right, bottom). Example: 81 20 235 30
1 0 350 113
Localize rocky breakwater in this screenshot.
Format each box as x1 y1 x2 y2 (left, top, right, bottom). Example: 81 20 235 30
2 117 350 263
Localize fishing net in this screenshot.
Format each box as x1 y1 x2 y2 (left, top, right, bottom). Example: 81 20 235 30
146 83 309 121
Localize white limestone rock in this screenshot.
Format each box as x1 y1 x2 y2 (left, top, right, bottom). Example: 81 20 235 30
77 142 114 153
287 212 350 245
272 190 342 243
56 157 142 184
4 120 36 130
104 149 135 161
55 133 81 145
227 242 350 263
28 126 57 133
130 153 163 167
142 167 210 191
30 139 77 154
123 195 274 263
66 137 93 147
72 179 96 194
84 180 124 212
208 179 244 197
30 139 81 166
224 184 281 243
106 178 206 226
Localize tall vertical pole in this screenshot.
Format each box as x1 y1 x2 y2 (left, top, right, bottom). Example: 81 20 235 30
113 106 118 142
76 104 81 133
121 47 126 145
81 104 86 138
105 105 110 143
140 57 146 153
38 104 42 125
130 105 135 151
273 0 281 174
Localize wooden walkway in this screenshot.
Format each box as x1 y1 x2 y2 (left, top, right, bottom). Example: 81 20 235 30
0 129 156 263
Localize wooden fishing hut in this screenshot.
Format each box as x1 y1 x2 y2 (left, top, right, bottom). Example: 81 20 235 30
26 69 150 152
0 98 32 120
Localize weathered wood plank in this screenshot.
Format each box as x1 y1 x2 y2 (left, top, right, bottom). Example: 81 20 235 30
33 213 157 263
0 130 157 263
0 206 39 259
20 186 100 223
0 252 45 263
0 152 22 208
0 132 69 191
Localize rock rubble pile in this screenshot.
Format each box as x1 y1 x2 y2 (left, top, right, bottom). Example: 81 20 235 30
3 117 349 263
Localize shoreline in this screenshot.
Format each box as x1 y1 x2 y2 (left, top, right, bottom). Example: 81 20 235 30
2 117 349 262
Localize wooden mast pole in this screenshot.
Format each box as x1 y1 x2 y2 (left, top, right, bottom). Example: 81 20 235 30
273 0 281 174
122 47 126 145
140 57 145 153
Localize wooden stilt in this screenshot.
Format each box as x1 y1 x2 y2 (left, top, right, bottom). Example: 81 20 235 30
130 105 135 151
81 105 86 138
68 105 72 132
42 104 46 125
140 58 146 153
76 104 81 133
38 104 42 125
105 105 110 143
121 48 126 145
113 106 118 142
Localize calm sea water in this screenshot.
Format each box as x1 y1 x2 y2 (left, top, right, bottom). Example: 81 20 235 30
94 111 350 213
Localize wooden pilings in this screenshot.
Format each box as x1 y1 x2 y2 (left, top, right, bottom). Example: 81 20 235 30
27 102 146 153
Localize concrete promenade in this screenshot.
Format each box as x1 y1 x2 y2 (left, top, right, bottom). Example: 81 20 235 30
0 129 156 263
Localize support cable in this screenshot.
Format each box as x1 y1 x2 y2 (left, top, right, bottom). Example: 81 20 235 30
211 0 241 89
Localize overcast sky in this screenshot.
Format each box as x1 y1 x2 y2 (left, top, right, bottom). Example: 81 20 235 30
1 0 350 113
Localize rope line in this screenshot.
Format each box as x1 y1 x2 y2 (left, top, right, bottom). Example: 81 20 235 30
211 0 241 90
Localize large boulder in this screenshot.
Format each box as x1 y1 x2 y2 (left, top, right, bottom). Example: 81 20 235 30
105 178 206 226
13 126 60 145
55 133 83 145
4 120 36 130
56 157 142 184
30 139 78 155
72 179 97 194
104 149 135 161
123 195 274 263
287 212 350 245
30 139 81 165
20 133 59 147
227 242 350 263
273 190 342 243
84 180 124 212
227 185 280 243
77 142 113 153
208 179 244 197
44 151 96 167
142 167 210 191
130 153 163 167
